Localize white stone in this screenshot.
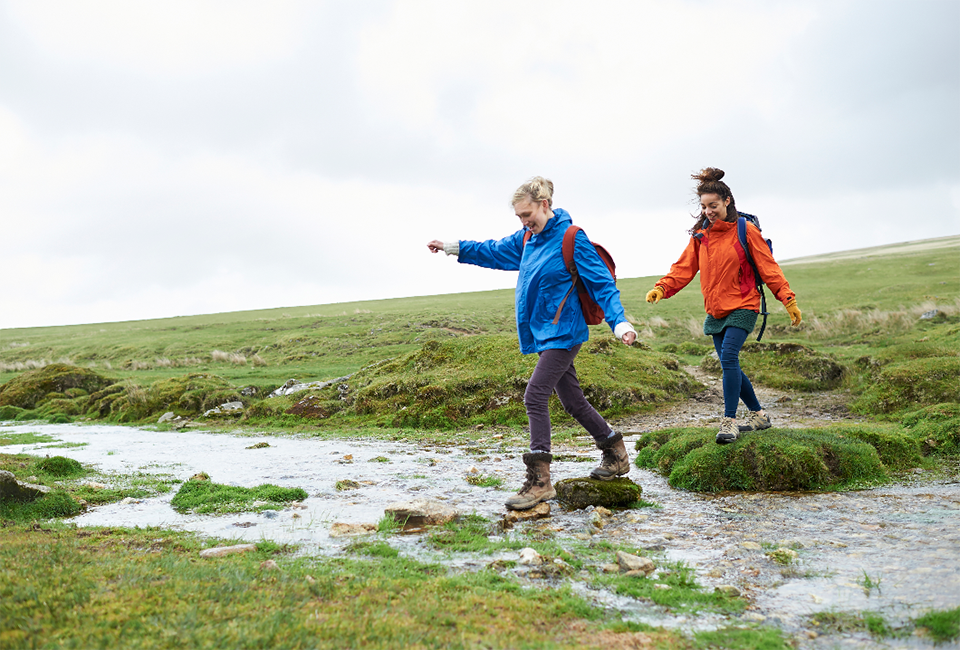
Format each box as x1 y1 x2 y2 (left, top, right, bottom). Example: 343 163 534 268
616 551 655 576
518 547 543 566
199 544 257 558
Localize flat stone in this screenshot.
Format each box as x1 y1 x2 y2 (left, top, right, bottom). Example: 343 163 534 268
384 498 459 528
199 544 257 558
741 541 763 551
158 411 176 423
502 502 550 527
518 547 543 566
616 551 655 576
715 584 741 597
329 523 377 537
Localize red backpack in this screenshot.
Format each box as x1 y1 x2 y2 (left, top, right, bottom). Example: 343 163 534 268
522 225 616 325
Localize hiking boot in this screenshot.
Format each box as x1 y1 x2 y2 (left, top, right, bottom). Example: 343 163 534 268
738 410 772 432
590 432 630 481
505 452 556 511
715 417 739 445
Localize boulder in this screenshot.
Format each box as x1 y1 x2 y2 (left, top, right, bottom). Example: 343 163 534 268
158 412 176 423
383 498 459 528
518 547 544 566
0 470 51 501
554 477 642 510
269 376 352 398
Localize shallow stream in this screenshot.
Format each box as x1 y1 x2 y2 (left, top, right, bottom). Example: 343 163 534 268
4 422 958 649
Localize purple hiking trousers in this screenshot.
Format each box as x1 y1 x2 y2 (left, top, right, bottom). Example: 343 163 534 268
524 344 613 452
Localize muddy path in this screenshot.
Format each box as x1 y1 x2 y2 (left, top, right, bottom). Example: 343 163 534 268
3 412 957 650
613 365 856 434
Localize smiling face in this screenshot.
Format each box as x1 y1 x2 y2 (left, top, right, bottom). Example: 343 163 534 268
514 198 553 234
699 192 731 224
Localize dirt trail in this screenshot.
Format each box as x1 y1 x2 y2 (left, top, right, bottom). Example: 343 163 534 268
614 365 858 434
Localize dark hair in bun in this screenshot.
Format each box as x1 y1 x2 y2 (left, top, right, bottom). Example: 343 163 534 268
689 167 738 234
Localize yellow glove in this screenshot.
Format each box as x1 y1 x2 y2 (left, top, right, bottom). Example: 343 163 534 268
785 298 802 326
646 286 665 304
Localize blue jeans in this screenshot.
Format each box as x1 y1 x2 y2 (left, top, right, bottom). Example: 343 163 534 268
712 327 762 418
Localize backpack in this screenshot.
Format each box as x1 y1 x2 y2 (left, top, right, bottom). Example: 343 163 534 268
736 212 774 341
522 225 615 326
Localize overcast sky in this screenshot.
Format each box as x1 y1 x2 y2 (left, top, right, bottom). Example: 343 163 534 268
1 0 957 330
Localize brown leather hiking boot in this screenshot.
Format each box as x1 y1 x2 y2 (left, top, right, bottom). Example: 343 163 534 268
505 452 556 511
590 432 630 480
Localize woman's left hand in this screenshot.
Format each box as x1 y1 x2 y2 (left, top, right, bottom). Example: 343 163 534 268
621 331 637 346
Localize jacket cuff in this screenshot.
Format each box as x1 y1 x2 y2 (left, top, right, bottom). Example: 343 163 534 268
443 242 460 257
614 322 637 340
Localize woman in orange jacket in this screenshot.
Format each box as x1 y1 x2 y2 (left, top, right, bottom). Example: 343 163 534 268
646 168 802 444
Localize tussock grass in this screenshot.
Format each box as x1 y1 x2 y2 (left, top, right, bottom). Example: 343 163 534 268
701 341 845 392
270 334 701 430
634 425 909 492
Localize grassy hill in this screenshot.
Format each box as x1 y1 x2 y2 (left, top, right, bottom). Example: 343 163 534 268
0 235 957 428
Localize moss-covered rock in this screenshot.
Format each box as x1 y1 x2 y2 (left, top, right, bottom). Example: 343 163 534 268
282 335 702 430
148 374 241 415
902 403 960 457
701 342 845 392
554 476 642 509
635 426 897 492
851 357 960 415
0 365 113 410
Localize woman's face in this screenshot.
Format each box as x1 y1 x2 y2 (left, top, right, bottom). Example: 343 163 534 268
514 198 553 234
700 193 731 224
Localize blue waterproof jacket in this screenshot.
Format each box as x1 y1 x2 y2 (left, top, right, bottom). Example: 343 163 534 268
458 208 629 354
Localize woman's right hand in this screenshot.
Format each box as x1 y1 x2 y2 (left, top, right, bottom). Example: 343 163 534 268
645 287 665 304
427 240 444 253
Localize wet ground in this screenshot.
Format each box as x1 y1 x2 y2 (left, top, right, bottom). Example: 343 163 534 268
3 415 958 649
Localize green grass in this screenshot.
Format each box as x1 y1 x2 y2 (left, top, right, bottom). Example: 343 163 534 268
0 523 700 650
0 453 179 523
169 478 308 515
0 432 58 446
914 606 960 644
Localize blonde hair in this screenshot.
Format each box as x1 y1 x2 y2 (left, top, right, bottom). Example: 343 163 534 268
511 176 554 208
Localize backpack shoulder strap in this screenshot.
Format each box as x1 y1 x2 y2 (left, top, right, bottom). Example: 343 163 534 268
561 225 581 275
551 225 580 325
737 216 769 341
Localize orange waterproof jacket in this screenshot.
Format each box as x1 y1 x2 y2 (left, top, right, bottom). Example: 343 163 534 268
656 218 795 319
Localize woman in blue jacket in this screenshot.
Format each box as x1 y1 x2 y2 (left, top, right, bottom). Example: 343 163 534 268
428 177 637 510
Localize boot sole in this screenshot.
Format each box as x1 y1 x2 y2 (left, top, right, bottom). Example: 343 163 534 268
716 434 738 445
590 468 630 481
505 488 557 511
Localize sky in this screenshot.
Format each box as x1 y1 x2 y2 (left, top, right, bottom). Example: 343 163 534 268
1 0 958 330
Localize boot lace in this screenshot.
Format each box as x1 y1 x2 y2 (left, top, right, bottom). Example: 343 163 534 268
517 465 543 495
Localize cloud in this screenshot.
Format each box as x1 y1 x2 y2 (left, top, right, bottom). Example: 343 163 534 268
0 0 957 329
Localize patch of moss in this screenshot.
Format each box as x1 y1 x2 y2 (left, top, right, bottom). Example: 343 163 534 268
0 405 26 420
148 373 241 415
635 427 894 492
170 476 308 514
0 364 113 410
901 403 960 457
701 342 846 392
33 455 84 478
851 357 960 415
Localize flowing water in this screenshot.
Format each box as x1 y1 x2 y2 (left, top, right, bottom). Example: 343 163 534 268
3 421 958 649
